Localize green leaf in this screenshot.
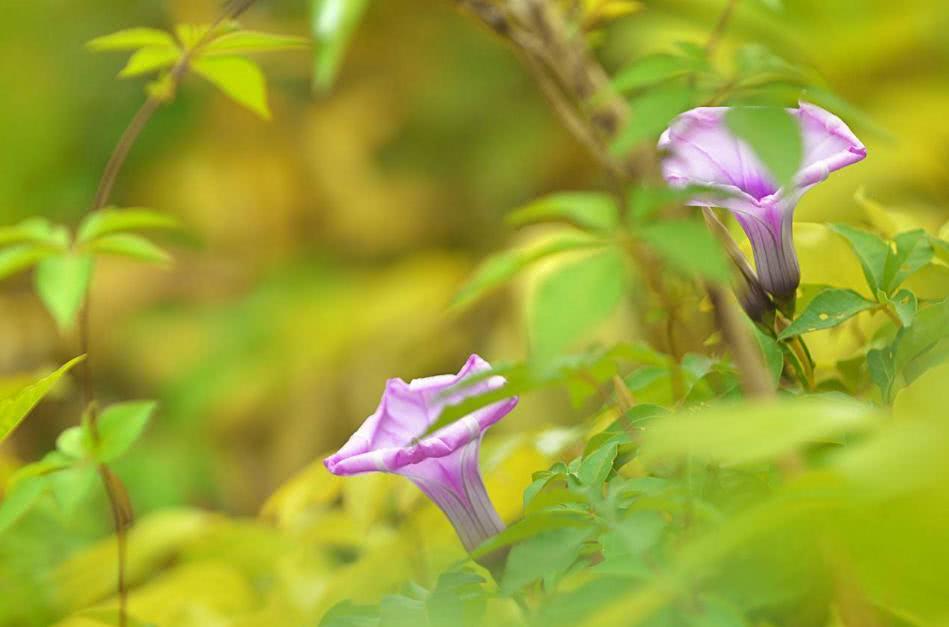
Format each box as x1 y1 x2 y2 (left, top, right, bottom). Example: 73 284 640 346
49 465 98 516
426 570 486 627
56 426 87 460
311 0 371 91
507 192 619 233
77 208 179 243
639 219 731 283
867 345 895 403
319 601 379 627
93 401 158 463
191 56 270 119
641 397 880 467
778 288 876 339
0 356 84 444
0 244 57 281
529 248 627 359
752 325 784 384
829 224 889 295
501 527 595 594
613 53 708 92
118 45 181 78
889 289 917 328
452 235 604 309
578 442 619 486
612 84 693 155
725 107 802 190
883 229 933 293
0 475 48 533
893 298 949 383
203 30 309 56
34 253 94 330
87 28 176 51
87 234 172 265
0 218 68 247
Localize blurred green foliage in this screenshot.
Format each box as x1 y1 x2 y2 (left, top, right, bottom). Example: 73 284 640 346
0 0 947 626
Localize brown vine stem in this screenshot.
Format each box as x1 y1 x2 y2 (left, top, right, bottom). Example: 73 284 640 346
78 4 256 625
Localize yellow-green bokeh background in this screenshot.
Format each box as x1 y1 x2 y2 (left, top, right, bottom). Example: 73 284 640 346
0 1 947 625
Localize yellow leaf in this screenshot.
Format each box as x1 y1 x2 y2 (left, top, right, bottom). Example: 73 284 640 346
191 56 270 119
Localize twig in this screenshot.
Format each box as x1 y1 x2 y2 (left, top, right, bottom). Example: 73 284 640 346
705 0 740 57
78 4 258 624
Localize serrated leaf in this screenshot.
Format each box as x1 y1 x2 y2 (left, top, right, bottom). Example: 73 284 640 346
883 229 933 293
0 244 57 281
0 356 84 444
34 254 94 330
778 288 876 339
118 45 181 78
508 192 619 232
87 233 171 265
311 0 371 91
87 28 176 51
191 56 270 119
452 235 604 309
77 208 179 243
203 30 309 56
612 84 693 155
93 401 158 463
639 219 731 283
530 247 627 359
829 224 889 296
613 53 707 92
725 107 802 190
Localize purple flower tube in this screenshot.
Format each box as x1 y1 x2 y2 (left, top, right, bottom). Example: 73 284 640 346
324 355 517 554
659 102 867 304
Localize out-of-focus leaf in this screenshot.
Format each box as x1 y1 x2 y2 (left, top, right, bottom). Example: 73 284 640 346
0 244 57 280
452 234 605 309
311 0 371 91
0 475 47 533
613 53 708 92
829 224 889 296
0 356 83 444
57 426 87 460
639 219 731 283
118 45 181 78
893 298 949 382
529 247 627 359
0 218 68 247
87 28 177 51
888 289 917 327
77 208 179 244
867 345 896 402
752 325 784 384
501 527 595 594
49 464 98 516
725 107 802 190
641 397 880 467
578 442 618 486
507 192 619 232
87 233 172 265
92 401 158 463
778 289 876 339
426 570 486 627
34 253 94 330
883 229 933 292
192 56 270 119
612 84 693 154
320 600 379 627
202 30 309 56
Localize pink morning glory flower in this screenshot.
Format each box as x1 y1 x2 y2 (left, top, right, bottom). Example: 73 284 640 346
659 102 867 302
324 355 517 554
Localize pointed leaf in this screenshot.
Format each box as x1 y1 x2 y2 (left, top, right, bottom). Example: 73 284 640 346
726 107 802 190
639 219 731 283
778 288 876 339
612 84 693 155
0 244 56 281
0 218 68 247
0 356 84 444
87 233 171 264
77 208 180 243
311 0 371 91
35 254 94 330
203 30 309 56
93 401 158 462
118 45 181 78
883 229 933 293
0 475 48 533
613 53 708 92
889 289 917 328
830 224 889 295
507 192 619 232
87 28 176 51
191 56 270 119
